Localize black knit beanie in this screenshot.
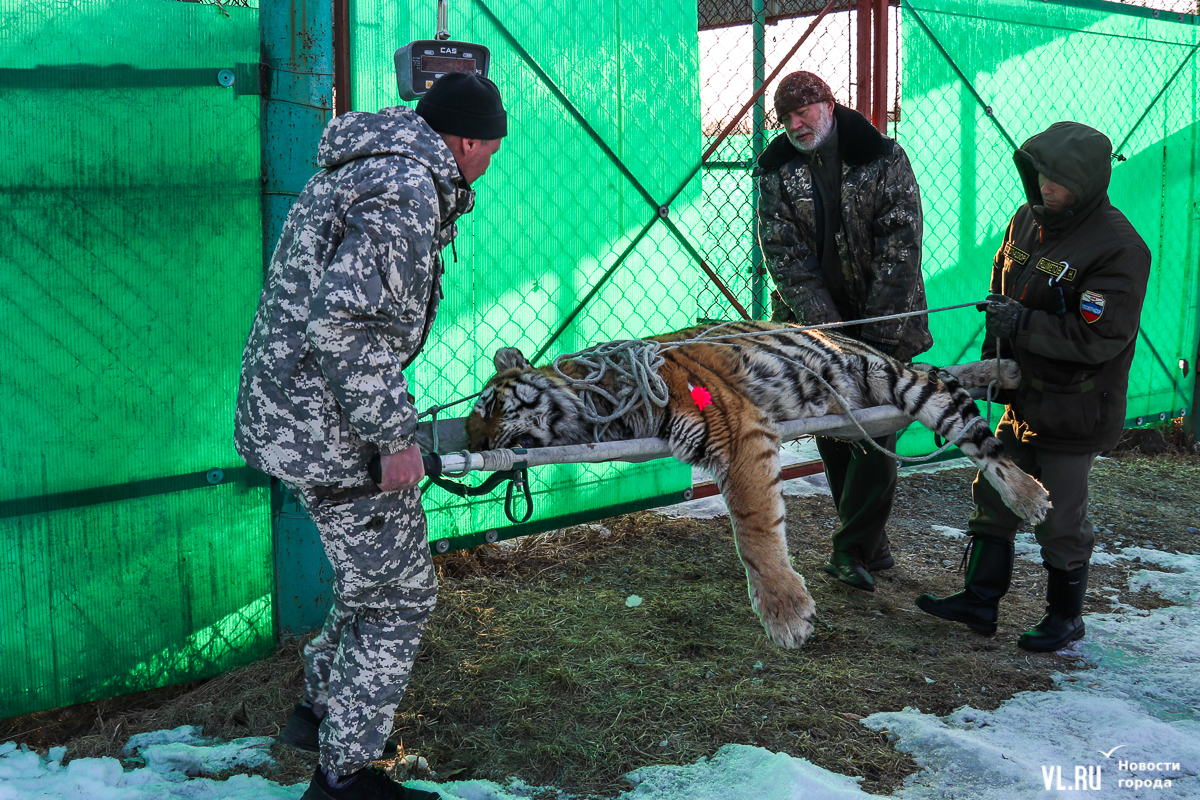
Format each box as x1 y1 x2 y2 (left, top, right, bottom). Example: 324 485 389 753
416 72 508 139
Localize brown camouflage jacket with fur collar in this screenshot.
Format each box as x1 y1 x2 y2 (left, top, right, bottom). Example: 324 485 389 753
755 105 932 363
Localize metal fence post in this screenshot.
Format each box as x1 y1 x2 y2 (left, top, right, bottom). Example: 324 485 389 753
856 0 872 119
750 0 767 319
872 0 888 133
260 0 337 641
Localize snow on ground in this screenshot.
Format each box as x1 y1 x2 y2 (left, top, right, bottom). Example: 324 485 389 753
0 729 295 800
3 456 1198 799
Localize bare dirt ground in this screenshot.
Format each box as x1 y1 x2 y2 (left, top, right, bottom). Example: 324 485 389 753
3 427 1198 797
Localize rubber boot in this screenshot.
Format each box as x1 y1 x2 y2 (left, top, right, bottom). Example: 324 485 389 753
1018 564 1088 652
915 536 1014 635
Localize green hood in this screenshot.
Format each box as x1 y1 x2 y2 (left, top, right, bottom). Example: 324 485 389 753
1013 121 1112 229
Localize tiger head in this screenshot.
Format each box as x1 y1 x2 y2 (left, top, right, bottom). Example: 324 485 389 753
465 347 590 451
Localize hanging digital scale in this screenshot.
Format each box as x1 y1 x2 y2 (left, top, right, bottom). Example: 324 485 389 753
395 0 491 100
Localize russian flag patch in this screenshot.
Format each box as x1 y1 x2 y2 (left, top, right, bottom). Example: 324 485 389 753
1080 290 1105 323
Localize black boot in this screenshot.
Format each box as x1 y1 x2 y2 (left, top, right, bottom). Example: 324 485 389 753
824 550 875 592
302 766 441 800
1018 564 1087 652
915 536 1013 635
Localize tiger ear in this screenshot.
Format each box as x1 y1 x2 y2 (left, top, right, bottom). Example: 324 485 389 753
493 347 530 372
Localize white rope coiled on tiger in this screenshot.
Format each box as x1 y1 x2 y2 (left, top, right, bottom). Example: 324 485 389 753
550 338 671 441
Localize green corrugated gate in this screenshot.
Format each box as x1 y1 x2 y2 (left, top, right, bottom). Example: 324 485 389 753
0 0 705 718
348 0 704 552
0 1 271 718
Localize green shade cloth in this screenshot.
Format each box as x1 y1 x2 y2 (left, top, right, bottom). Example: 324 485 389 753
0 0 270 718
349 0 703 545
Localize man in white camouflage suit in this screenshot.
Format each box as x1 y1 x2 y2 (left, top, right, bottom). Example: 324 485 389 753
235 72 507 800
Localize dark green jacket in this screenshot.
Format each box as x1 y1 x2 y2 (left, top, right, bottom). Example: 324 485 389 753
986 121 1151 453
755 105 932 362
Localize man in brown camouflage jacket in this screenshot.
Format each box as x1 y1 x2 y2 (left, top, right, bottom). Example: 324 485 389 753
235 73 506 800
755 71 931 594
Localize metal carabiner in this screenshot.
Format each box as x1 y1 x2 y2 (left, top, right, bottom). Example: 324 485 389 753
504 462 533 523
1048 262 1069 315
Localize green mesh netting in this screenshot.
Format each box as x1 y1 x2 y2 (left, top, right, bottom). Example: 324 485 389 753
892 0 1199 457
0 0 271 718
692 2 1199 461
348 0 707 547
702 133 766 319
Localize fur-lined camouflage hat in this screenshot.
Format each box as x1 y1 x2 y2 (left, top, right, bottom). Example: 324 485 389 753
774 71 835 120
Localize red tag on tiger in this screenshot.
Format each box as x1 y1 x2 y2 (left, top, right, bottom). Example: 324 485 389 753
689 384 712 410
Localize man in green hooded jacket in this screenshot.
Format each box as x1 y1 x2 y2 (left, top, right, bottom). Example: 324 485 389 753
916 121 1150 652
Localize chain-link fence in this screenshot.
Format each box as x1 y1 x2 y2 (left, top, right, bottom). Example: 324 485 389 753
1113 0 1198 11
893 0 1199 455
346 0 705 553
692 0 1198 459
172 0 258 7
696 1 899 319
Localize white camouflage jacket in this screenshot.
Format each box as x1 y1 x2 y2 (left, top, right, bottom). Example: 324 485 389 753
235 106 475 485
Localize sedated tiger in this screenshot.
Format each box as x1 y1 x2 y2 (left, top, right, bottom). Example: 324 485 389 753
465 320 1050 649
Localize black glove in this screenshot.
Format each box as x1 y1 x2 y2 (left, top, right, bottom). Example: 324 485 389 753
982 293 1026 340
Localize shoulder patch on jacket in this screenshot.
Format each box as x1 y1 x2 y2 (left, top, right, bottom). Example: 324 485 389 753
1080 290 1105 323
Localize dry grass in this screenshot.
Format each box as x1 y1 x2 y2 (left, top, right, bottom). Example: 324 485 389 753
2 428 1198 796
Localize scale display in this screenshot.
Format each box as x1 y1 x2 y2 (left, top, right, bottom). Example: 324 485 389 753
395 40 491 100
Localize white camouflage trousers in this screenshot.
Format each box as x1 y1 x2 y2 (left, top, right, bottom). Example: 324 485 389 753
291 482 438 776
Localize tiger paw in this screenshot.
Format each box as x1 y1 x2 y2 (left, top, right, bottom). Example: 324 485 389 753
939 359 1021 390
996 467 1052 525
750 575 816 649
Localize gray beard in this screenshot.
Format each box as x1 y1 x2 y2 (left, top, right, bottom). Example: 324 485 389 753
786 114 834 153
